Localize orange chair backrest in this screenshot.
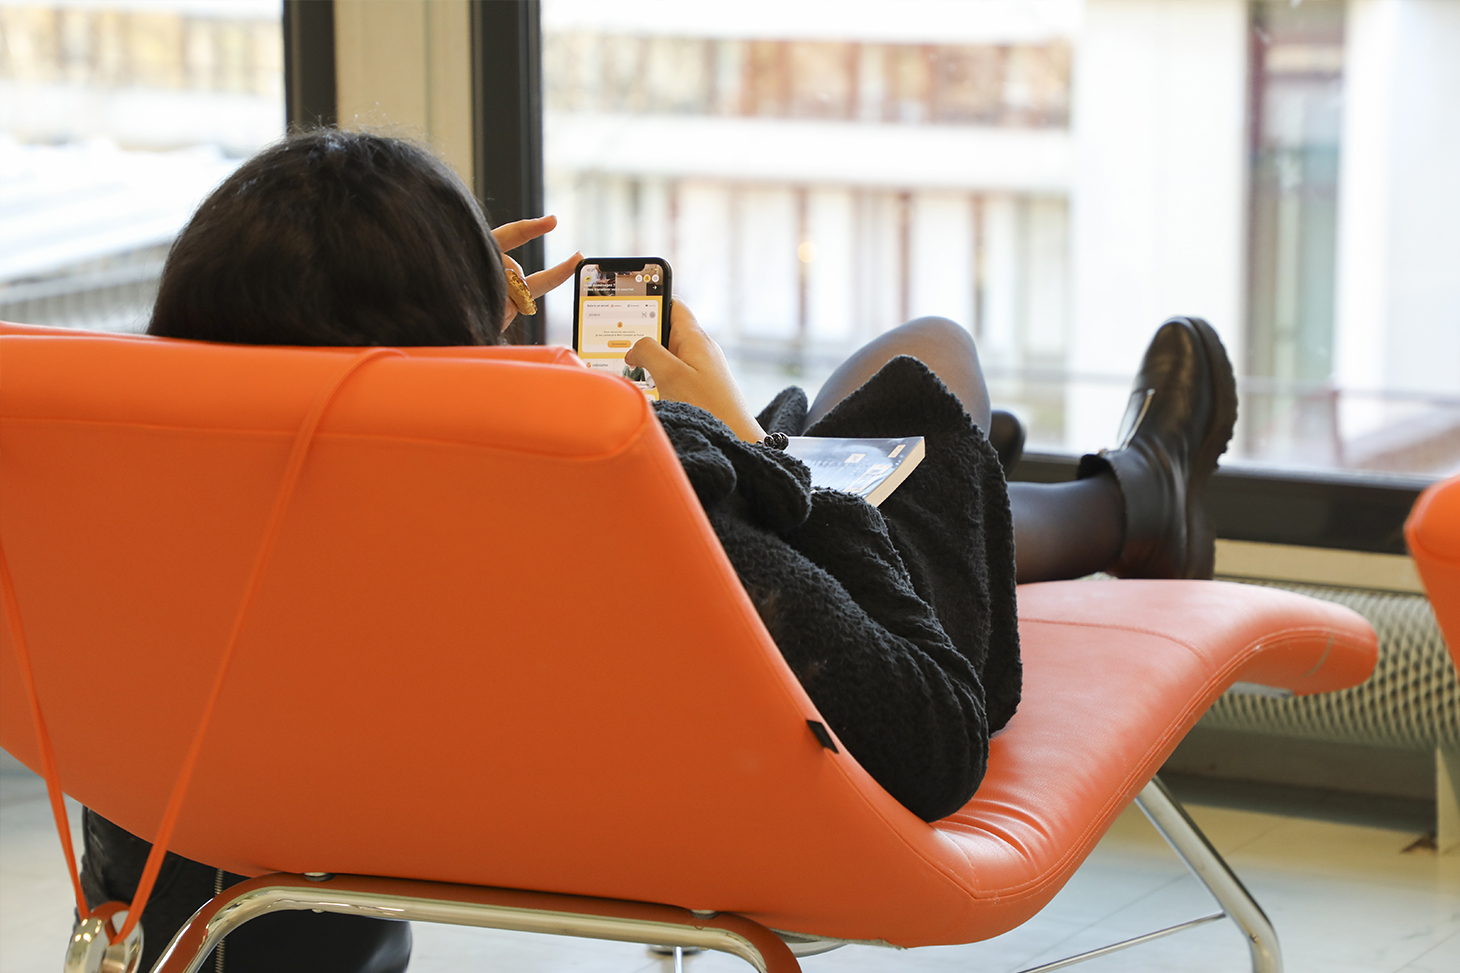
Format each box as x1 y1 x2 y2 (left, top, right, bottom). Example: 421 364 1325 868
1406 473 1460 672
1 325 956 934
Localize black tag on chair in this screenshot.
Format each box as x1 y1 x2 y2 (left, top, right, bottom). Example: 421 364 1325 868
807 720 839 752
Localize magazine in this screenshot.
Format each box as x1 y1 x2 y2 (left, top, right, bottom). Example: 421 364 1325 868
783 436 926 507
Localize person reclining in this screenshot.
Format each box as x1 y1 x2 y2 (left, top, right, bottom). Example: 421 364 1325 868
81 130 1238 973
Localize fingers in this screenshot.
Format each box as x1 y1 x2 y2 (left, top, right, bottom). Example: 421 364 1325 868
525 250 583 298
624 335 684 383
669 297 698 325
499 252 525 328
491 217 576 330
492 215 559 253
500 249 576 330
665 298 702 356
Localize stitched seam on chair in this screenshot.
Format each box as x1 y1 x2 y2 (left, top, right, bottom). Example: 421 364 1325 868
1296 634 1336 681
1014 617 1363 665
0 416 655 464
311 428 653 464
943 627 1375 902
1012 617 1205 659
953 648 1261 901
0 333 586 363
1406 532 1460 569
825 748 986 897
0 334 584 362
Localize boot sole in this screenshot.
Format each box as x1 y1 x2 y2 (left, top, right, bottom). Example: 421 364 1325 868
1180 316 1238 578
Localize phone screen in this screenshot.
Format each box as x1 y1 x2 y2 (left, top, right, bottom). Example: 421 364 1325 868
573 259 669 400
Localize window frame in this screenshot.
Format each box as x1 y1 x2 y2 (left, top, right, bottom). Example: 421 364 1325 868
1012 453 1423 556
470 0 547 345
284 0 337 130
284 0 548 342
285 0 1436 557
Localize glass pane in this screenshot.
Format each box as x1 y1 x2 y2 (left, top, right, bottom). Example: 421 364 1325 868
540 0 1459 480
0 0 284 332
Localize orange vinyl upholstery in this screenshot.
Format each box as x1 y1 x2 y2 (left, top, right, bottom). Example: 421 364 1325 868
0 323 1377 947
1406 473 1460 672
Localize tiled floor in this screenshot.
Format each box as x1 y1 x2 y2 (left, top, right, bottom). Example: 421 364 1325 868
3 754 1456 973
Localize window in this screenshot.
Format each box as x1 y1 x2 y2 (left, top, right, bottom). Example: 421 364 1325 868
539 0 1459 480
540 1 1075 419
0 0 284 332
1244 0 1345 469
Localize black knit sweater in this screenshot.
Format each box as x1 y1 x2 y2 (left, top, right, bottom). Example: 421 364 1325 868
654 356 1020 822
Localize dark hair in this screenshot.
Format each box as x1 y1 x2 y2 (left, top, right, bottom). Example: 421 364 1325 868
148 130 507 347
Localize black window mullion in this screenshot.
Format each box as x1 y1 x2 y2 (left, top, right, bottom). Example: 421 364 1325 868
471 0 546 344
1010 453 1424 555
283 0 337 131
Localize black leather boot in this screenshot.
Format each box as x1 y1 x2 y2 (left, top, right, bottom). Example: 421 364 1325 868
1077 317 1237 579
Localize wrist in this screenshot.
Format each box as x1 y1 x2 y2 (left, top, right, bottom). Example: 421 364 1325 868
734 417 768 443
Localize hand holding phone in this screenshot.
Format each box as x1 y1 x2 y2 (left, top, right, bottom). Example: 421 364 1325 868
572 258 671 399
624 299 767 443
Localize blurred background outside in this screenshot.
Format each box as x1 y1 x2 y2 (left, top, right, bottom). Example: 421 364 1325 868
1 0 1456 478
0 0 281 331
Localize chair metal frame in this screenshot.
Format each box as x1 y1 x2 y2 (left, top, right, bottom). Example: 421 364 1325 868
150 776 1280 973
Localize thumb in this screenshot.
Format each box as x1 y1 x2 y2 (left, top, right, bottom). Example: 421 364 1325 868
624 336 682 380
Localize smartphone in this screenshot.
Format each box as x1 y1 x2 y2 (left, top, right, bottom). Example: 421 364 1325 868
572 258 672 400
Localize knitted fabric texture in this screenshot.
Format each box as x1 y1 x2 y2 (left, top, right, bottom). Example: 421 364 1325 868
655 355 1020 821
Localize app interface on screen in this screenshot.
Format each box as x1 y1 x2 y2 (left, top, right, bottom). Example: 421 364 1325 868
577 264 664 399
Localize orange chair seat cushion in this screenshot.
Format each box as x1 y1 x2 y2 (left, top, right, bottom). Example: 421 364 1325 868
921 579 1373 943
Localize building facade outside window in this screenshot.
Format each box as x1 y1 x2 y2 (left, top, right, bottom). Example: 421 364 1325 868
0 0 284 332
539 0 1460 480
2 0 1454 481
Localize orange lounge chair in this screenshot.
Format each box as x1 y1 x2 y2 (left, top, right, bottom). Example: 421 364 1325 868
0 322 1377 973
1405 472 1460 854
1407 472 1460 672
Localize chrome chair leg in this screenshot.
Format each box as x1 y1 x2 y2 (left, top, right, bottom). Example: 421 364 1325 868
1135 776 1283 973
1005 775 1282 973
146 780 1277 973
149 873 801 973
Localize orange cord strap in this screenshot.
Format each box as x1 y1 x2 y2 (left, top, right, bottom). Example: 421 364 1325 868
0 548 90 920
1 347 402 944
